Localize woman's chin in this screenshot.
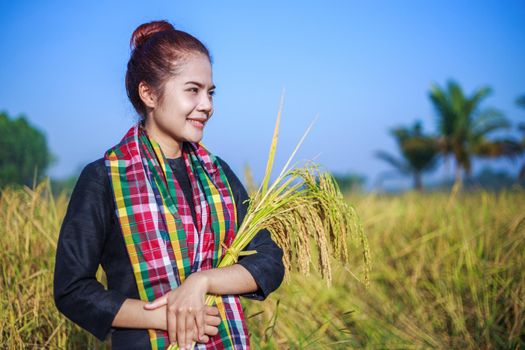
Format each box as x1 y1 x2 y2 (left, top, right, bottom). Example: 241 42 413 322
185 133 204 144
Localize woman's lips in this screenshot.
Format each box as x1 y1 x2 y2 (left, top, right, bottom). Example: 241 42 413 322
187 118 205 129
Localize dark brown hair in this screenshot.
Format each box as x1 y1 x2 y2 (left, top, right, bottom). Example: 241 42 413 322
125 20 211 119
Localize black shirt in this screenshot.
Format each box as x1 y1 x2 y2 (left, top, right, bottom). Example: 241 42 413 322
53 156 285 349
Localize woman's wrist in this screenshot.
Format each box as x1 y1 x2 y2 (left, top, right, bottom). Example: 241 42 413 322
190 265 258 296
113 299 167 331
189 270 211 294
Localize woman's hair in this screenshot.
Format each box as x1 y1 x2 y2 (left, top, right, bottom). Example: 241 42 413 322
125 20 211 119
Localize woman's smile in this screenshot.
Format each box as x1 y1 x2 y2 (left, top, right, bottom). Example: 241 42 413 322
187 117 207 129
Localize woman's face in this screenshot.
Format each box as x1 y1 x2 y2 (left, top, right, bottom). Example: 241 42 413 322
142 53 215 157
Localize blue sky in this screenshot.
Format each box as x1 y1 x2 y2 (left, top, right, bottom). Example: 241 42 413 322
1 1 524 190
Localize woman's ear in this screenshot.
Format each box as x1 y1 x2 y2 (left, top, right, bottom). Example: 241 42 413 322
138 81 157 109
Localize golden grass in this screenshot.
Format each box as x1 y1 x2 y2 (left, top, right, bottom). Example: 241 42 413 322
243 188 525 349
0 181 107 349
1 182 523 349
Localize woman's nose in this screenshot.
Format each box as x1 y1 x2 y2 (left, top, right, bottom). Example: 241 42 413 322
197 92 213 115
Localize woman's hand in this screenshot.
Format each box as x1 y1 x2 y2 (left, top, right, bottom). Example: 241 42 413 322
143 264 259 347
144 273 211 348
194 305 220 343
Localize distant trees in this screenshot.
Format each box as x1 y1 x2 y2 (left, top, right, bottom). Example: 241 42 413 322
332 172 366 193
429 80 515 187
376 121 438 191
0 111 54 188
377 81 523 191
517 95 525 180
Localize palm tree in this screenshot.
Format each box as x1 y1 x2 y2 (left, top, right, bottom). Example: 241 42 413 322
517 95 525 180
429 80 511 188
376 121 438 191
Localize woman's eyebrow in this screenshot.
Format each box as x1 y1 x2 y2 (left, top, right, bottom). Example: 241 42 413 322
184 81 216 90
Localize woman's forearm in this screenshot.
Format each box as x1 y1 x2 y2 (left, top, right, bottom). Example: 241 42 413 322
113 264 257 329
112 298 167 330
198 263 258 295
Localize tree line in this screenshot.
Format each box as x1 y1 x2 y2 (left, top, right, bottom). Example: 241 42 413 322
376 80 524 191
2 81 524 193
0 111 54 189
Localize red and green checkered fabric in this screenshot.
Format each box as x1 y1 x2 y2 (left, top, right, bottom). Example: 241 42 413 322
105 124 250 349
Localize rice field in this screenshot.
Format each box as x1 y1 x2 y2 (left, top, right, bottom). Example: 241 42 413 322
1 181 524 349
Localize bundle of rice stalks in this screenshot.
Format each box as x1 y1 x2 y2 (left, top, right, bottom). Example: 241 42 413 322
174 96 371 350
219 96 370 286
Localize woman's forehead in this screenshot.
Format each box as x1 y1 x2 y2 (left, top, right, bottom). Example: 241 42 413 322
175 57 213 86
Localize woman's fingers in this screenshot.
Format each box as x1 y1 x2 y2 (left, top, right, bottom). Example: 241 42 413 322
195 306 205 341
195 324 218 343
205 313 221 327
192 309 221 343
204 324 219 336
190 319 204 343
167 304 178 346
160 274 210 347
183 307 194 349
205 305 219 316
175 306 186 349
197 334 210 343
166 305 220 345
160 301 219 346
144 294 168 310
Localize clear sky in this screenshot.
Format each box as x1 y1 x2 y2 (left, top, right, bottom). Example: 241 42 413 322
1 1 524 190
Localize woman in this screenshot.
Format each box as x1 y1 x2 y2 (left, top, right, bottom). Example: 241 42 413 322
54 20 285 350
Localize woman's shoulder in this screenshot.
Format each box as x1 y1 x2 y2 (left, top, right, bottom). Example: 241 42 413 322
81 157 106 174
63 157 114 232
75 157 109 191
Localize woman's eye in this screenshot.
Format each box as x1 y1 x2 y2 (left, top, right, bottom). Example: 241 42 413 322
189 88 198 93
209 90 215 97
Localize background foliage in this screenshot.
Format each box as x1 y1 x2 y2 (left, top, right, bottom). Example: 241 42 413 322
0 111 53 189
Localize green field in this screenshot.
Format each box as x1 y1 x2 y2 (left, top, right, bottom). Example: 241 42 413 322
1 182 524 349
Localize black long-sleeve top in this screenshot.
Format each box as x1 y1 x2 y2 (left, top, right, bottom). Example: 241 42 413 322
53 155 285 349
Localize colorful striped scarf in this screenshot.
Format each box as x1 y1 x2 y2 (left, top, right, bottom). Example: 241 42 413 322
105 123 250 349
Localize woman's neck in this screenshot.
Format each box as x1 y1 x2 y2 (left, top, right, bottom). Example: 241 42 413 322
143 119 182 158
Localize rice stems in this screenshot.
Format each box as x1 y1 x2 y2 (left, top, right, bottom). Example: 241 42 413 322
173 95 370 350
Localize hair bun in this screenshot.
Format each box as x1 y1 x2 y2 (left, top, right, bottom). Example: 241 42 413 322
130 20 175 50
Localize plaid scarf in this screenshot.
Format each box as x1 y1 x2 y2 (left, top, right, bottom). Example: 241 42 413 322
105 123 250 349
